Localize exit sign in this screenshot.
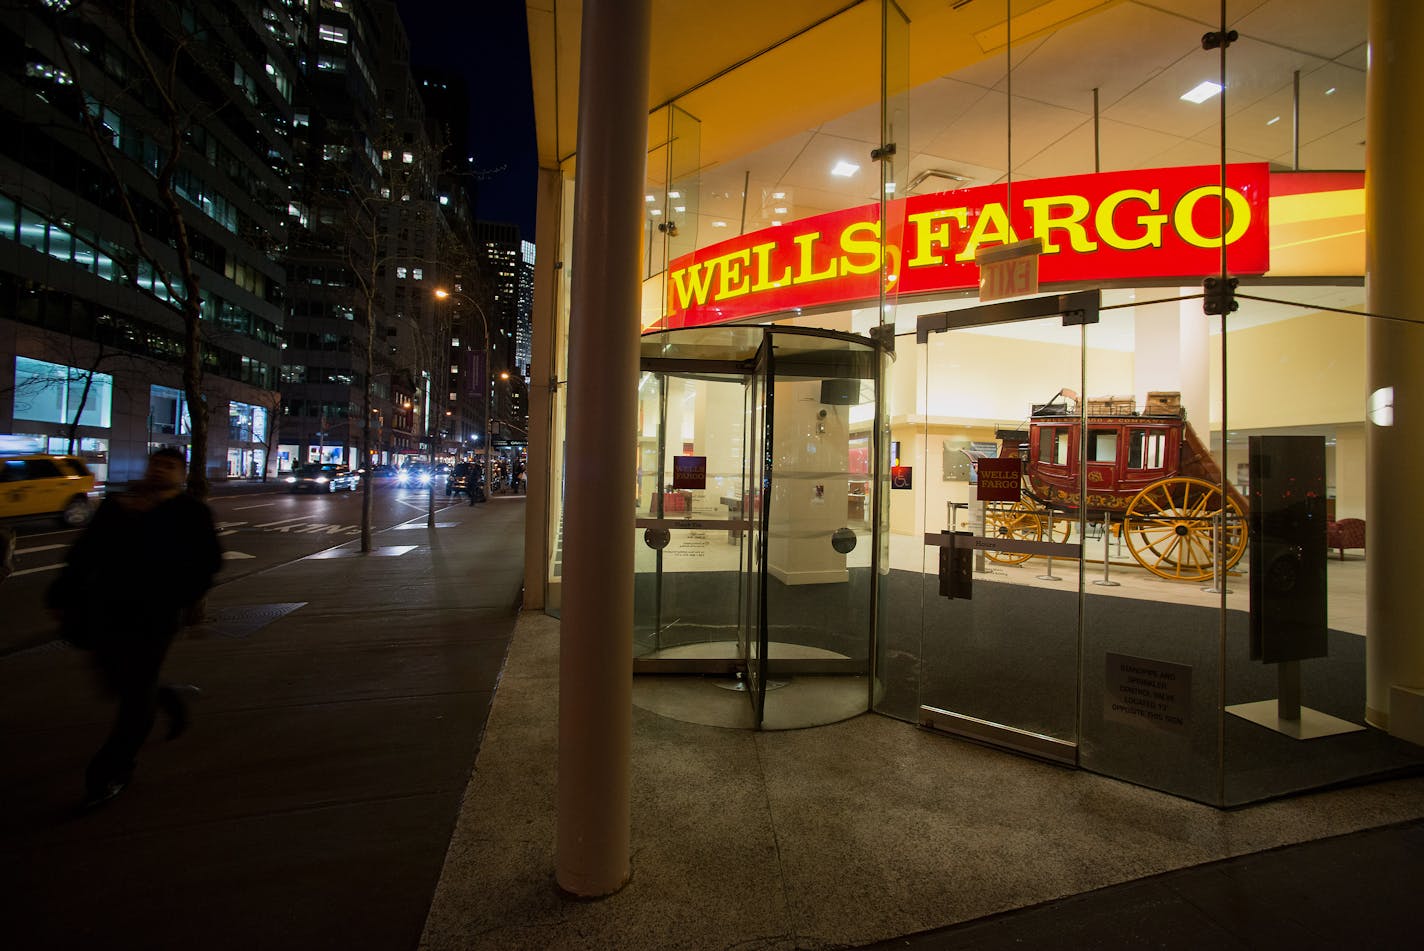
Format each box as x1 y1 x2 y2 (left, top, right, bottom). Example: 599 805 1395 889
979 254 1039 301
976 238 1042 302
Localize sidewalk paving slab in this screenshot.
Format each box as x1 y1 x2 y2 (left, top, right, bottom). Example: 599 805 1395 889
0 498 526 951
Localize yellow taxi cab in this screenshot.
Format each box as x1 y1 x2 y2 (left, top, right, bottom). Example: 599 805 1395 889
0 453 97 526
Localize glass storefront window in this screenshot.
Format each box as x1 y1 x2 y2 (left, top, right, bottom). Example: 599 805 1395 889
149 385 190 436
13 356 113 428
532 0 1421 798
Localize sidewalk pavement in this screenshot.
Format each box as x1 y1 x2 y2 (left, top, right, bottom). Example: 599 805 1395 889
1 495 527 951
6 488 1423 950
419 614 1424 950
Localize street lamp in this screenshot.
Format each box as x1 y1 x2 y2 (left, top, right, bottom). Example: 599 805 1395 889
435 287 494 497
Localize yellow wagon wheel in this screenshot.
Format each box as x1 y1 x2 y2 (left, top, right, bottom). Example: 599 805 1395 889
1123 477 1246 582
984 500 1046 565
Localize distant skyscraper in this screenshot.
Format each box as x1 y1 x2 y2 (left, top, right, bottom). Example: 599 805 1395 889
517 241 535 378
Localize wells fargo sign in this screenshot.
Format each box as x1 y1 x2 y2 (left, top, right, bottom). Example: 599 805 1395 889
655 163 1270 331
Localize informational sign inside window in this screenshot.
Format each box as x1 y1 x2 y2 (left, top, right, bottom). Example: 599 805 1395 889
891 466 913 489
672 454 707 490
975 457 1022 501
1104 653 1191 735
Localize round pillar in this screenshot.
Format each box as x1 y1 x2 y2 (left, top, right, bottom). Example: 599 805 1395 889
1365 0 1424 729
556 0 652 896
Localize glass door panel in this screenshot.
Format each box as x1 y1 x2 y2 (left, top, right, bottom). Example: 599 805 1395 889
761 335 878 729
634 372 751 666
744 341 770 723
915 313 1085 762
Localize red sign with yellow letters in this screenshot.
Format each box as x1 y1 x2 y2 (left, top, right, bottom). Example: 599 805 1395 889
655 163 1270 331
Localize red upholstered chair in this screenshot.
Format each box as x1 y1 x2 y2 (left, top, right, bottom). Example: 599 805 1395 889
1326 518 1366 560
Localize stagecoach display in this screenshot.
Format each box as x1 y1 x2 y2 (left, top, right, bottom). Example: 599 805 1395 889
983 390 1247 582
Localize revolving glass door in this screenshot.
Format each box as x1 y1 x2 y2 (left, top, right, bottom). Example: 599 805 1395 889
634 326 887 730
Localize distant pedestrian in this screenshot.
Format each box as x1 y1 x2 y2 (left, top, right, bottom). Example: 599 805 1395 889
48 448 222 810
0 526 15 582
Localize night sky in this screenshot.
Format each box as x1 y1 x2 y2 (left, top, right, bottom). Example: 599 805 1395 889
395 0 538 240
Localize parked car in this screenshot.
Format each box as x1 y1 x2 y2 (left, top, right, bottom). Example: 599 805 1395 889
286 463 360 493
368 464 397 480
0 453 97 526
445 462 485 501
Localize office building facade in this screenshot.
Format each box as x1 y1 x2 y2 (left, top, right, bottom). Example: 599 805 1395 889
1 0 294 482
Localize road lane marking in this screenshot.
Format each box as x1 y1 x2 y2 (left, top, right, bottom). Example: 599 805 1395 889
254 515 310 528
233 502 275 510
11 563 63 577
16 544 66 555
222 550 256 560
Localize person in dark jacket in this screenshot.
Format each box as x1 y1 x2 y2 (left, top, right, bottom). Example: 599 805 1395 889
48 447 222 809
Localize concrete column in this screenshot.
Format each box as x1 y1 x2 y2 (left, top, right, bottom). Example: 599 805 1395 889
555 0 651 897
1365 0 1424 731
524 166 564 612
1132 292 1209 421
1333 425 1366 521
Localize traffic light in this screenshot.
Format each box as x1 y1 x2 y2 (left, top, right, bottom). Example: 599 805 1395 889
1203 276 1239 315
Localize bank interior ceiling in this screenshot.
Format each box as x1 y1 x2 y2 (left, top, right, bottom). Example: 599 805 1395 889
635 1 1366 256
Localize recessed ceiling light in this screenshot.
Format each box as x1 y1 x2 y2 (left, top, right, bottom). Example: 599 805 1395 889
884 183 896 194
772 191 786 200
1266 115 1281 126
1180 80 1223 104
645 194 655 202
711 221 728 228
773 206 788 214
831 160 860 177
771 220 783 227
650 208 661 216
668 191 680 199
1325 86 1337 95
674 205 685 212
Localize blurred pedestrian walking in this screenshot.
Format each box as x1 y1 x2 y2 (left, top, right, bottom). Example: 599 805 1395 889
47 448 222 810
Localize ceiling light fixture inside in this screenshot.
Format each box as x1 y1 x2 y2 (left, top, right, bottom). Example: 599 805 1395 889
1266 115 1281 125
1180 80 1223 104
832 160 860 177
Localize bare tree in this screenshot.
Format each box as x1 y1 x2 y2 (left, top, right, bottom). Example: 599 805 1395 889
334 124 472 541
250 388 284 482
39 0 287 499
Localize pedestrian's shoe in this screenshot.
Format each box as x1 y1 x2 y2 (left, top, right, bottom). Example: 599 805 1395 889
159 683 202 740
80 780 127 811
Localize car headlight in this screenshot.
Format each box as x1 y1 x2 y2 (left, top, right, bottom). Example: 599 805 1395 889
285 476 296 483
396 472 409 483
418 473 432 485
316 476 328 483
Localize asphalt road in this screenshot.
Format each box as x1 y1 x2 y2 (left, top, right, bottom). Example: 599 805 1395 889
0 479 475 655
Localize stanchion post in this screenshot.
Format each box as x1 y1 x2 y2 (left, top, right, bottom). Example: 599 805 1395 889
1037 511 1062 581
1092 517 1120 587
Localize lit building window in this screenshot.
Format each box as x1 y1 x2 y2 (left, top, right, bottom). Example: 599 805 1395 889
318 24 349 44
396 266 407 278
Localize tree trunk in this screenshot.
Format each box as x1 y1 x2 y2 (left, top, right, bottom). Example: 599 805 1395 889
66 369 95 456
182 302 209 499
361 380 374 553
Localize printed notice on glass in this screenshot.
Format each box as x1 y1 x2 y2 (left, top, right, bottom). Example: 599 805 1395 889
672 455 707 490
1104 653 1191 735
975 457 1021 502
